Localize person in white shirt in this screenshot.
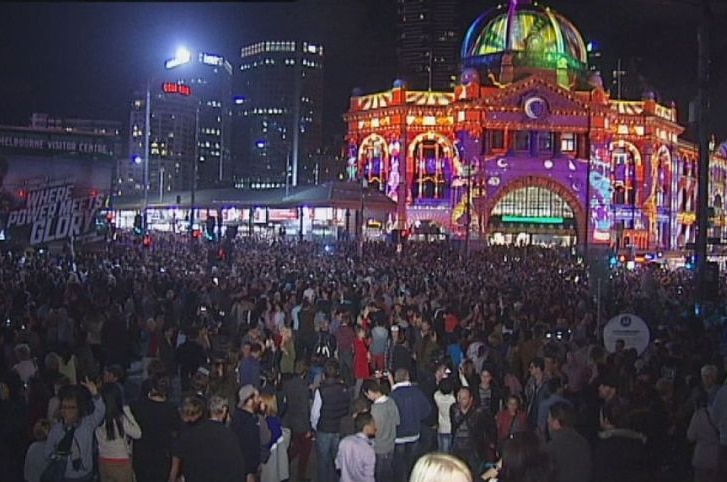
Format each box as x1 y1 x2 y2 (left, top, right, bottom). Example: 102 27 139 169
95 384 142 482
433 377 457 453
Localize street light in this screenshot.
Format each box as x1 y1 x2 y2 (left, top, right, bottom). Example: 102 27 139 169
358 177 368 260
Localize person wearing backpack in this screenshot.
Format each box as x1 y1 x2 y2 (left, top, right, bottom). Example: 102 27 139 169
314 320 337 362
43 378 105 482
310 360 350 482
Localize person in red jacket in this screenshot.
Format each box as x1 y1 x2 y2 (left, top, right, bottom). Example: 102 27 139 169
496 394 529 454
353 326 371 398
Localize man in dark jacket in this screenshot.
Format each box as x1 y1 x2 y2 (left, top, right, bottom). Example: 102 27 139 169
170 395 245 482
592 399 648 482
310 359 350 482
450 386 496 476
230 385 261 482
390 368 431 482
547 402 592 482
283 362 313 482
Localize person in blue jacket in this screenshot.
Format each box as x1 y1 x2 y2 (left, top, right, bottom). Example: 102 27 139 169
45 378 105 482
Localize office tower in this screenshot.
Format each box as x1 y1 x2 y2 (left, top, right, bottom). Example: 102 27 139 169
126 90 198 198
233 41 324 188
124 49 233 197
397 0 459 91
163 50 234 189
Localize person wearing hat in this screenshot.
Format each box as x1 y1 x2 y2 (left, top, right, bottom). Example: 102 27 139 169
231 385 262 482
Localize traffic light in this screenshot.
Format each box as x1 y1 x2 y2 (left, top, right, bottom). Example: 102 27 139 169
142 234 152 248
133 214 143 235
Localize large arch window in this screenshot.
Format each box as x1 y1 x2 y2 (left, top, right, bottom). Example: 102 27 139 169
654 148 671 208
491 186 575 219
359 137 388 191
411 140 451 200
611 148 637 205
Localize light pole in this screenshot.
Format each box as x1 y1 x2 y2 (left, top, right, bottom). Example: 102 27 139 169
143 80 151 231
158 165 165 202
190 103 200 236
463 163 476 256
358 177 368 260
695 0 711 311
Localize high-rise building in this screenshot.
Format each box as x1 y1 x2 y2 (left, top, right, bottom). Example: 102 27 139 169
125 91 198 198
397 0 459 91
233 41 324 189
163 50 233 189
124 49 234 197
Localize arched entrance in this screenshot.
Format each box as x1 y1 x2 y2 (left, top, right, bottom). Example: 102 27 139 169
483 176 586 246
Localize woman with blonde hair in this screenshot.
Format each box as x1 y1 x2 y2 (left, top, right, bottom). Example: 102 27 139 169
409 452 472 482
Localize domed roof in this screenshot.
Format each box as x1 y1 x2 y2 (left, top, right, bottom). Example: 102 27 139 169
461 0 588 74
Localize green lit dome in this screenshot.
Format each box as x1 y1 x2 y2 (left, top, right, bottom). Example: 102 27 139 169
461 1 588 75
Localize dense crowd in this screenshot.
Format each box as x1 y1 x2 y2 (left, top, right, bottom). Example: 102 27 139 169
0 233 726 482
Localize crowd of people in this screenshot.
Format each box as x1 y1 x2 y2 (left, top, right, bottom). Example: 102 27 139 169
0 232 726 482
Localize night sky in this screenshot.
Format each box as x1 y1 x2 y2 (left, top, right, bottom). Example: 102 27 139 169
1 0 726 146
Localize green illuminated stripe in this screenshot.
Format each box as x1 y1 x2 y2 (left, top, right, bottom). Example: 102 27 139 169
502 215 565 224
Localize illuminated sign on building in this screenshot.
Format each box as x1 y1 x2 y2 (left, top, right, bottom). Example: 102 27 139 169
162 82 192 97
201 53 224 66
0 128 114 156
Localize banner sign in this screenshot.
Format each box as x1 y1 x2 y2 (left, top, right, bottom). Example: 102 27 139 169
0 129 115 157
0 154 112 246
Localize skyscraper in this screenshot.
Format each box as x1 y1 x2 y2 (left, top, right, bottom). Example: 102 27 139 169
163 50 233 189
233 41 324 188
397 0 459 91
126 91 197 198
124 49 234 198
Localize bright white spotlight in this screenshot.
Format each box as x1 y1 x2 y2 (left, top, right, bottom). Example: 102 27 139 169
165 47 192 69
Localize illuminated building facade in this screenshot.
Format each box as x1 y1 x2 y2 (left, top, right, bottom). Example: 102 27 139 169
345 0 727 251
233 41 324 189
397 0 460 91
